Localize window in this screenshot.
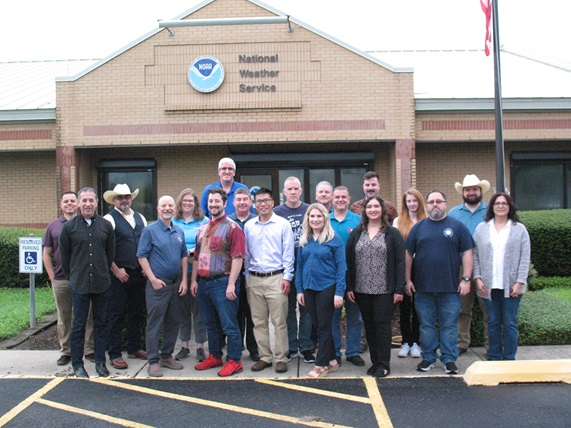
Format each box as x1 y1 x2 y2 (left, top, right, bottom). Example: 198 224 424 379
97 159 157 220
234 152 373 205
511 152 571 210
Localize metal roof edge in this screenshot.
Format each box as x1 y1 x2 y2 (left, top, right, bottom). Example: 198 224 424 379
0 109 56 123
55 0 215 82
250 0 412 73
415 98 571 113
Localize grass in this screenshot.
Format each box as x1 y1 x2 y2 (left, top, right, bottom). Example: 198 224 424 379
0 287 56 340
541 286 571 305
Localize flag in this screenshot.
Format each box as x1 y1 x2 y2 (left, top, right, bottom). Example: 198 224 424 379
481 0 492 56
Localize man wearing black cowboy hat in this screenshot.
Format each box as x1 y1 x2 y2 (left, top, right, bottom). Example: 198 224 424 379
103 184 148 370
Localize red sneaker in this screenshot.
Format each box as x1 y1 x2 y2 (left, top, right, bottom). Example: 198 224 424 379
218 359 243 377
195 354 223 371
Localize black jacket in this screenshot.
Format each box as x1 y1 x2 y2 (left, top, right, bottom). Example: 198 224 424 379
345 225 405 295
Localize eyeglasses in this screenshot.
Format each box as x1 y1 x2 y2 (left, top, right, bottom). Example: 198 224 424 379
426 199 446 205
494 202 509 206
219 167 235 171
254 198 273 205
114 195 132 201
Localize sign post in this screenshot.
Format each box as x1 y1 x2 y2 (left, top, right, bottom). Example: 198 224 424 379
19 235 43 328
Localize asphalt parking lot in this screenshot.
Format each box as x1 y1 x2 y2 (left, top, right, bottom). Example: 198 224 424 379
1 376 570 427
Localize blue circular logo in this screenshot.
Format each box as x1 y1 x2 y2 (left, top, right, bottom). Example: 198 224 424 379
188 56 225 93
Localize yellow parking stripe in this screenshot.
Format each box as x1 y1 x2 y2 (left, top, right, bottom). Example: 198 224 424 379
363 377 393 428
93 378 352 427
256 379 371 404
0 377 64 426
36 398 152 428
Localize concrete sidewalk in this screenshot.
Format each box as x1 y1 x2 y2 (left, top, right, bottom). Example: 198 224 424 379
1 345 570 380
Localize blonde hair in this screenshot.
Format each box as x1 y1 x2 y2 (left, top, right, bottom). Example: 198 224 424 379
299 203 335 246
396 188 427 240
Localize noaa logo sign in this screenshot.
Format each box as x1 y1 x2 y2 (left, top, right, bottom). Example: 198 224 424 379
188 56 225 93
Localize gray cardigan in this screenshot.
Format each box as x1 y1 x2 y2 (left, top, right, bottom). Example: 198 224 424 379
473 220 531 299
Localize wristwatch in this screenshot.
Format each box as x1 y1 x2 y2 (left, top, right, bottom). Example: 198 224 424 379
462 276 471 282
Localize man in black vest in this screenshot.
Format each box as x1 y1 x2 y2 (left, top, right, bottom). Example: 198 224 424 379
103 184 148 370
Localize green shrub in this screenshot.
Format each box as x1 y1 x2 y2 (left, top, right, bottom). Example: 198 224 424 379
519 209 571 277
470 289 571 346
0 227 50 288
518 291 571 345
528 276 571 291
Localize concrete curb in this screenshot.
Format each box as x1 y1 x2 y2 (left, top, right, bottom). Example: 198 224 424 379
464 359 571 386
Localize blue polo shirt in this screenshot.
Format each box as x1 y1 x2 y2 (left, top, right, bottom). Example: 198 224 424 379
448 202 487 235
200 180 251 217
329 210 361 245
137 220 187 281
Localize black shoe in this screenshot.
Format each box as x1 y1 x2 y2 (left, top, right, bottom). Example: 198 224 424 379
287 350 298 361
57 355 71 366
367 364 379 375
458 347 468 355
96 363 110 377
445 362 458 374
74 366 89 378
335 356 342 366
373 366 390 378
302 350 316 363
84 353 96 363
250 351 260 362
416 360 437 372
346 355 366 367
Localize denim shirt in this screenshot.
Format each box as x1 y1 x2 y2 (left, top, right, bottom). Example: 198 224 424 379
295 233 347 297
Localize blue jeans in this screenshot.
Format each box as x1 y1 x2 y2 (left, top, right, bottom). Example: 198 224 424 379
197 276 241 361
287 278 313 352
415 292 461 364
484 289 522 361
71 287 111 369
332 299 364 357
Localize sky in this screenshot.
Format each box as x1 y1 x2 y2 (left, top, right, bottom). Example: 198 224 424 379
0 0 568 64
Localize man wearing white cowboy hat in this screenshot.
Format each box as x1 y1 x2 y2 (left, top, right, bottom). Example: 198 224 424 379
103 184 148 370
449 174 491 355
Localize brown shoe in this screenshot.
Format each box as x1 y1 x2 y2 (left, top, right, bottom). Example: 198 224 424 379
251 360 272 372
276 362 288 373
147 363 163 377
127 350 147 360
110 357 128 369
159 357 183 370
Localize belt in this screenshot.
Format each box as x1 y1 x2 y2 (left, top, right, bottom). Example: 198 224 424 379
161 277 179 284
249 269 284 278
199 274 228 282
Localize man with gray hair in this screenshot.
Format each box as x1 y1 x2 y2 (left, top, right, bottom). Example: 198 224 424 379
59 187 115 378
137 195 189 377
200 157 250 217
315 181 334 212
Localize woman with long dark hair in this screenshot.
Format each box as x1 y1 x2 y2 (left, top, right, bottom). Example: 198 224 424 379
393 188 427 358
473 192 530 360
296 203 346 378
346 196 405 377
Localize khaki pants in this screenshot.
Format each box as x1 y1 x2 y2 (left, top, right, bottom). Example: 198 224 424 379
246 274 289 363
52 279 94 355
458 278 489 350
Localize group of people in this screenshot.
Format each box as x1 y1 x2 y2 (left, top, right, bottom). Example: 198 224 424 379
43 156 530 379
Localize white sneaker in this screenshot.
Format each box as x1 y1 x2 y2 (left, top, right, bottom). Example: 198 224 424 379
398 343 411 358
410 343 422 358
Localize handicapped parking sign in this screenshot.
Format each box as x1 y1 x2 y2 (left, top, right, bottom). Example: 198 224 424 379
19 237 43 273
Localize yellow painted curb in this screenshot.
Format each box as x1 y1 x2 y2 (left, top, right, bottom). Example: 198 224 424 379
464 359 571 386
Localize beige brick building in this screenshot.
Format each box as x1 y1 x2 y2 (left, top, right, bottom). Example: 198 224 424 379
1 0 569 226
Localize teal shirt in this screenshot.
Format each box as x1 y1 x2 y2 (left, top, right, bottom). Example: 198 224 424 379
329 210 361 245
448 202 488 235
173 216 209 272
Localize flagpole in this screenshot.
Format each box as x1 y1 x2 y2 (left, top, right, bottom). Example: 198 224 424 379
492 0 506 192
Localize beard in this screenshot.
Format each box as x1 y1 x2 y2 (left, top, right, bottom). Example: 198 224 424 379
463 194 482 206
429 208 446 220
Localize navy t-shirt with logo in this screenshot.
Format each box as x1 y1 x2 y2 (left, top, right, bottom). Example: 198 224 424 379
405 216 474 293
